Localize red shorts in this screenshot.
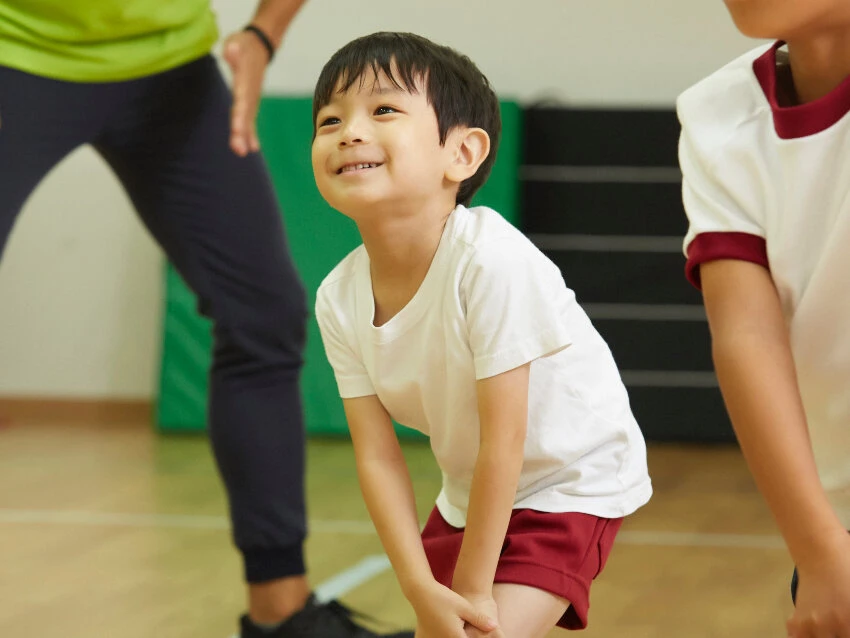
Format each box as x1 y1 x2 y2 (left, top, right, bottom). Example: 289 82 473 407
421 507 623 630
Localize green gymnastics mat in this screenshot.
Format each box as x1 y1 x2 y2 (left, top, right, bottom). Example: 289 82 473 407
156 97 522 435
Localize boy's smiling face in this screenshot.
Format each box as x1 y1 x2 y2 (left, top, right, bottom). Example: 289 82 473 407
311 66 460 218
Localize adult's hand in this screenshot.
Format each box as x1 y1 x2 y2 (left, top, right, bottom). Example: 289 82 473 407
222 29 271 156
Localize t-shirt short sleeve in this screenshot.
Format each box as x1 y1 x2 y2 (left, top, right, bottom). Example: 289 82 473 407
678 99 769 289
315 286 375 399
461 237 573 380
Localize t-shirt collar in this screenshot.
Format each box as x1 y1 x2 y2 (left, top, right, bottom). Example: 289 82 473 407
753 40 850 139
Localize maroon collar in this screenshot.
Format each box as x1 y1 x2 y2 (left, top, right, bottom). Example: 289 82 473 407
752 40 850 139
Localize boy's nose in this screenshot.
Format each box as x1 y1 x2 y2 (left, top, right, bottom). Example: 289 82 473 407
339 118 368 146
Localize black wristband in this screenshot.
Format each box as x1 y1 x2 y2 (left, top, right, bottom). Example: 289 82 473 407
244 25 275 62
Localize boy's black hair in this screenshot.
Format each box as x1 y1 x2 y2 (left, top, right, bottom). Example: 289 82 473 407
313 32 501 207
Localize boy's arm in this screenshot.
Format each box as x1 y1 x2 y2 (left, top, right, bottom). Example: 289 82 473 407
701 259 846 560
342 395 432 592
343 395 498 637
451 363 530 597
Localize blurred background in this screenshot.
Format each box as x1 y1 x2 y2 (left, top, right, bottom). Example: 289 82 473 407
0 2 785 637
0 0 757 425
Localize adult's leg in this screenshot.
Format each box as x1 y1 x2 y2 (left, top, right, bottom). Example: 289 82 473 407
93 57 310 620
0 66 103 260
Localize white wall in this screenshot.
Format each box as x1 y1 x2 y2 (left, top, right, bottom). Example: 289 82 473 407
0 150 164 398
0 0 757 400
249 0 756 106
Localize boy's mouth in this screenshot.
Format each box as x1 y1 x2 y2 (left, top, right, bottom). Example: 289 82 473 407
337 162 383 175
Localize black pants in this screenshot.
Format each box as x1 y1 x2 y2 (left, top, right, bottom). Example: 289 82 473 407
0 56 308 583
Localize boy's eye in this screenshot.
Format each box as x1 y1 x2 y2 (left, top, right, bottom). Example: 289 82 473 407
319 116 341 127
374 106 397 115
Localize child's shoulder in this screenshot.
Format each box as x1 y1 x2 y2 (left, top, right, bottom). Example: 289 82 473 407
453 205 529 251
677 43 774 154
452 205 557 277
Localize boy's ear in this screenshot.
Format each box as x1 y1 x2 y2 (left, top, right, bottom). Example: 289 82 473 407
445 127 490 184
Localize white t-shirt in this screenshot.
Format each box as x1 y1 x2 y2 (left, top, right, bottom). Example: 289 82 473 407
316 205 652 527
679 41 850 517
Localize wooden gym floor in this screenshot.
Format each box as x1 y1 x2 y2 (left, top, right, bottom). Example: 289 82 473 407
0 414 793 637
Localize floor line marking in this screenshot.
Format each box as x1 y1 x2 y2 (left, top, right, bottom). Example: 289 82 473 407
0 508 376 534
314 554 392 602
0 508 785 549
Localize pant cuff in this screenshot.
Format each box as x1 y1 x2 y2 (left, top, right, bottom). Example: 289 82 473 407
243 544 306 583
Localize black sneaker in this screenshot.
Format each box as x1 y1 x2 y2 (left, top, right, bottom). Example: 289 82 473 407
239 594 414 638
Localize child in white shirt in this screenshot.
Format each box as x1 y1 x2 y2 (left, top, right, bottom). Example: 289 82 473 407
312 31 651 638
679 2 850 636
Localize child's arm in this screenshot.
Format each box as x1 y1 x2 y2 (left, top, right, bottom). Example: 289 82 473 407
702 260 850 633
343 395 431 591
702 260 845 558
342 395 498 638
451 364 530 602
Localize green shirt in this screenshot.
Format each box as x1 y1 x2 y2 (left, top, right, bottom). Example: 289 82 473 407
0 0 218 82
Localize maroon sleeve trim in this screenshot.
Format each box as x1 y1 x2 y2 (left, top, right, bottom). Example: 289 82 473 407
685 232 768 289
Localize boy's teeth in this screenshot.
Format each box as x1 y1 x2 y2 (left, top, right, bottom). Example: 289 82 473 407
342 163 376 172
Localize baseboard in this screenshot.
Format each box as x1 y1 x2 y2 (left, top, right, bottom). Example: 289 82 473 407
0 397 152 424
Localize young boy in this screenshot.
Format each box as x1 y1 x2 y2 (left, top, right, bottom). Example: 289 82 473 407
679 2 850 637
311 32 652 638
